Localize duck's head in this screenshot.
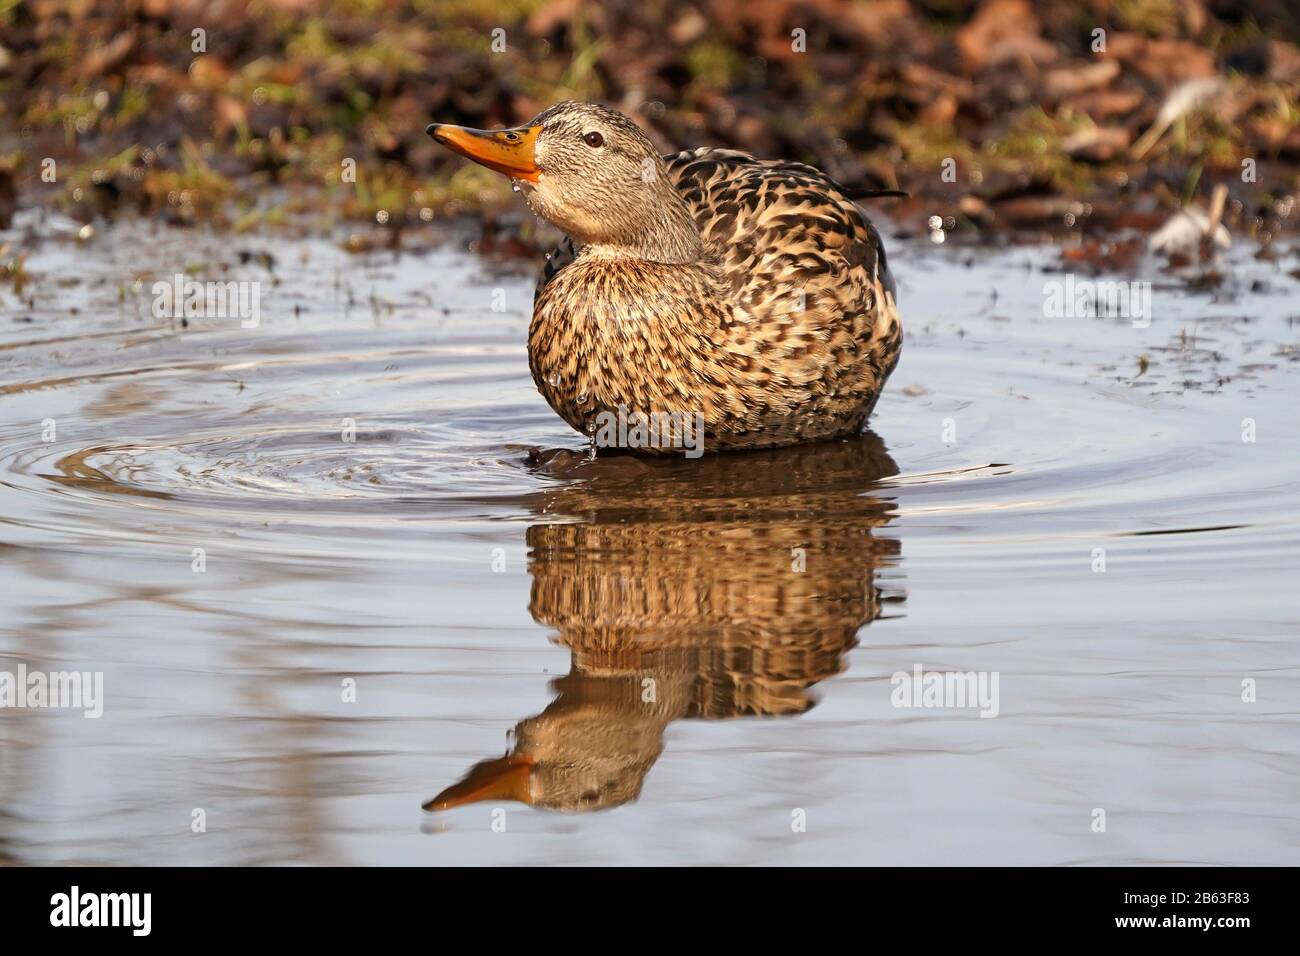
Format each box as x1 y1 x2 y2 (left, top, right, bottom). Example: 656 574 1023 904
427 101 702 263
423 673 671 813
422 744 651 814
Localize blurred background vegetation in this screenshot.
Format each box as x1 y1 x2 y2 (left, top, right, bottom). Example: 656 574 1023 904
1 0 1297 242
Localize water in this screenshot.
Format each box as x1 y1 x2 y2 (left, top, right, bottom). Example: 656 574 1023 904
0 214 1297 865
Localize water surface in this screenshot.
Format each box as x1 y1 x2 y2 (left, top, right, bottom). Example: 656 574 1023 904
1 214 1297 864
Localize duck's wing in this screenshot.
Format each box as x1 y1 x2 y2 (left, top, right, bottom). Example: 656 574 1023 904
662 146 895 299
662 148 902 439
536 147 896 315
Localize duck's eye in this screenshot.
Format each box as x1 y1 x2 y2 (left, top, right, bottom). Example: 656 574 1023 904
582 131 604 148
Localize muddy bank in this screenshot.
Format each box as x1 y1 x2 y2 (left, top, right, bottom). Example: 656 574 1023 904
1 0 1298 244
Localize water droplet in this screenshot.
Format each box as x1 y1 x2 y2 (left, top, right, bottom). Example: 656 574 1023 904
575 392 588 405
547 373 561 387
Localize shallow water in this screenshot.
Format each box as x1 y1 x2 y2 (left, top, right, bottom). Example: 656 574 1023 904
0 214 1297 865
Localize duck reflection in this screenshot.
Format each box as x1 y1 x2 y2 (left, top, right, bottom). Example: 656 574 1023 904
426 432 902 813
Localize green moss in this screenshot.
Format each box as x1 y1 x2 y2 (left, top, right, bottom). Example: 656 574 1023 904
410 0 548 20
686 41 745 91
1113 0 1182 37
286 20 345 61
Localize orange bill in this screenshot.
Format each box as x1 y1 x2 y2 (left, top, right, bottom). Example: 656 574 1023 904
423 754 536 811
426 123 541 182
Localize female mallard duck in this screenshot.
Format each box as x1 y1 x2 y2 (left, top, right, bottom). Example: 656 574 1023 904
426 434 900 812
427 101 901 454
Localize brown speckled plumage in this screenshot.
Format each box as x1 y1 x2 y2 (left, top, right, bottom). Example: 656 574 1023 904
431 101 902 453
531 151 901 452
427 435 900 811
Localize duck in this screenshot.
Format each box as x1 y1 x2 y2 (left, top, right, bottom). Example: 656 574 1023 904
427 101 902 454
425 434 900 812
